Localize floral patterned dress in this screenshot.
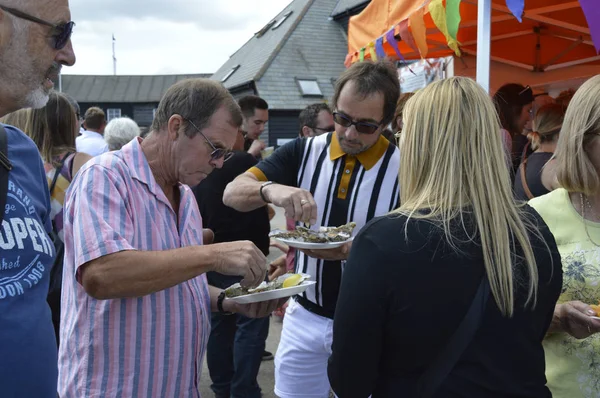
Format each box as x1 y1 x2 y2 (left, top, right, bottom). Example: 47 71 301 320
530 188 600 398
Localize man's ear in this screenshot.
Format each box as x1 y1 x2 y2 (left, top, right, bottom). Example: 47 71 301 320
301 126 312 137
167 115 183 141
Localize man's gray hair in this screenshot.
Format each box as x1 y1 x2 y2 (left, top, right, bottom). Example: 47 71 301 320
104 117 140 151
151 78 243 137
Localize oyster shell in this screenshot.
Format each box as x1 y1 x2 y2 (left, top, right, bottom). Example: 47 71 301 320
270 222 356 243
223 273 310 298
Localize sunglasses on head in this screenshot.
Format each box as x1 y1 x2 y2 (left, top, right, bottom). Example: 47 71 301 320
185 119 233 162
333 112 380 135
0 5 75 50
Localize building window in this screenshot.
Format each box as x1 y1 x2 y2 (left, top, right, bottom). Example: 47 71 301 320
296 79 323 97
107 108 121 121
255 20 276 38
221 65 240 83
272 11 293 30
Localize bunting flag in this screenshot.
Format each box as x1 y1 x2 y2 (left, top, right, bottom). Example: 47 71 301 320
579 0 600 53
385 28 415 74
409 7 429 57
429 0 461 55
375 36 386 59
505 0 524 23
344 53 353 68
359 47 365 62
446 0 462 42
397 19 420 56
368 41 378 61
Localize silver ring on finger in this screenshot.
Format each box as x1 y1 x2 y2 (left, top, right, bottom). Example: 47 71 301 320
300 199 309 205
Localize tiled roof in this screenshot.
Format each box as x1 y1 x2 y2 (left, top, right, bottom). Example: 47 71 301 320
60 74 211 103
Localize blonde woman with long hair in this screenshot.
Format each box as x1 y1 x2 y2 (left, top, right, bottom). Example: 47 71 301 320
513 103 565 200
529 74 600 398
328 77 562 398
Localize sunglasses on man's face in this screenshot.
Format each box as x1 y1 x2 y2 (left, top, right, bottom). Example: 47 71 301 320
333 112 381 135
186 119 233 162
0 5 75 50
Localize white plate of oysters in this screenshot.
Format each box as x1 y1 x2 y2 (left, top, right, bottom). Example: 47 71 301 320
269 222 356 250
224 273 315 304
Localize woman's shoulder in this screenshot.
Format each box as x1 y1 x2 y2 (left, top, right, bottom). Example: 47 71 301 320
528 188 568 218
357 213 441 251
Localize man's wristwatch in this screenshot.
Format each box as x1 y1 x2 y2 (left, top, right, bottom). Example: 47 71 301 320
217 291 234 315
260 181 275 203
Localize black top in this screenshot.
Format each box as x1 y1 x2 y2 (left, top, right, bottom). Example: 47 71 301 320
514 152 553 201
328 206 562 398
192 151 270 288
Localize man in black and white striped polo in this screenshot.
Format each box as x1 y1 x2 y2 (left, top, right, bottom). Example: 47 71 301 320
224 59 401 398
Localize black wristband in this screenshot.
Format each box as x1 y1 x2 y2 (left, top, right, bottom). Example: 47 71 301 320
259 181 274 203
217 291 233 315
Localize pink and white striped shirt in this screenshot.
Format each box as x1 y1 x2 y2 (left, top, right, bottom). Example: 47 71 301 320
58 137 211 397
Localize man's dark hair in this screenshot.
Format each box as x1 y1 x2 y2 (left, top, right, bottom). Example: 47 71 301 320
238 95 268 119
332 59 400 127
298 103 332 135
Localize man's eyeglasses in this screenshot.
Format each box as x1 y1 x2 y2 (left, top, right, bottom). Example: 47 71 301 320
186 119 233 162
0 5 75 50
333 112 381 135
312 125 335 134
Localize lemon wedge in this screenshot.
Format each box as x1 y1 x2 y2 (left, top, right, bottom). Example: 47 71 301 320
283 274 303 288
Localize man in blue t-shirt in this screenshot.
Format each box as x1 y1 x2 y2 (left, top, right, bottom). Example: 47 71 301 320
0 0 76 396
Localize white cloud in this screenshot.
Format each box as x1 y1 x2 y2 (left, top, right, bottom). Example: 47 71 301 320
65 0 292 75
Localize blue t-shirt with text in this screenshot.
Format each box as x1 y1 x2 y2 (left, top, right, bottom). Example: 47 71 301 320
0 125 57 397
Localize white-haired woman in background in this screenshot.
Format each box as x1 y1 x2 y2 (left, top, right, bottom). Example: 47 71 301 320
328 77 563 398
104 117 140 151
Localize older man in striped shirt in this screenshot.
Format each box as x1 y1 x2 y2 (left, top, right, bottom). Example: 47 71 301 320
58 79 285 397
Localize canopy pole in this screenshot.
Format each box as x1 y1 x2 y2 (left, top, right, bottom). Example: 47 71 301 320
476 0 492 92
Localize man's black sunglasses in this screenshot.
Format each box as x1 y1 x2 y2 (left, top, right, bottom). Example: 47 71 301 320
333 112 380 135
186 119 233 162
312 125 335 134
0 5 74 50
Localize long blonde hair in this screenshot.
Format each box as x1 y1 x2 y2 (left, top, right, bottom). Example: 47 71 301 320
0 109 31 131
394 77 539 317
554 75 600 195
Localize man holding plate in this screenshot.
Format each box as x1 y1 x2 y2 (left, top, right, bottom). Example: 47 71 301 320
224 59 401 397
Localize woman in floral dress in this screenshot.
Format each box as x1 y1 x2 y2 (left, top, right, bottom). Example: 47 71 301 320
529 75 600 397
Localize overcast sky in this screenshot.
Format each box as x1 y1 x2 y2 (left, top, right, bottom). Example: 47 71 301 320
66 0 293 76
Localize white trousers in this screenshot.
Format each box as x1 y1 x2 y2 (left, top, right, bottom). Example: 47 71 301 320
274 299 334 398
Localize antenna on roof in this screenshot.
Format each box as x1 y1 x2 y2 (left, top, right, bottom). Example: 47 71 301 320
112 34 117 76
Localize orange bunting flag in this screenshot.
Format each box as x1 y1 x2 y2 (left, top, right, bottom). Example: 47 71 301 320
409 8 428 58
397 19 420 57
429 0 461 56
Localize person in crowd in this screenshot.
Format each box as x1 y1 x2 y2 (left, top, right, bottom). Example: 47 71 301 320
76 106 108 156
555 88 576 108
529 74 600 398
62 92 83 132
193 127 271 398
224 59 402 397
493 83 534 173
0 0 76 396
22 92 92 344
391 92 415 136
240 96 269 158
104 116 141 151
298 103 335 138
328 76 563 398
58 79 285 397
0 108 30 130
513 103 564 200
